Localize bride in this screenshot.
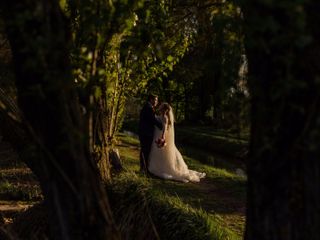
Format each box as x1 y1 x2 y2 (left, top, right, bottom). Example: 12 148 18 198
148 103 206 183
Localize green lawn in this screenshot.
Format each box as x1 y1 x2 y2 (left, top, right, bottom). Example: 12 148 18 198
112 133 246 239
176 126 249 142
121 120 249 160
174 128 248 160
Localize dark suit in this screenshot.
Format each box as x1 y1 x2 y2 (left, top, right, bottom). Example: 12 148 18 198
138 102 163 172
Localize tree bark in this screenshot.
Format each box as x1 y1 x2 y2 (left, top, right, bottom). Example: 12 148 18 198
1 0 120 239
242 1 320 239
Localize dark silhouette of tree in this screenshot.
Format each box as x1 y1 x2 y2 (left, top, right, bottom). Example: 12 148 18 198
1 0 119 239
242 1 320 239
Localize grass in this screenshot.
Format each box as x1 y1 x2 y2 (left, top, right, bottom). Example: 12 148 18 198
176 126 249 142
0 180 41 201
0 132 246 239
175 128 248 160
178 145 244 171
109 172 240 240
121 120 249 160
114 133 246 238
0 164 41 202
0 142 42 224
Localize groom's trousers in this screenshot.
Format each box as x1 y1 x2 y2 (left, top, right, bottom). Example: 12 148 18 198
139 135 153 173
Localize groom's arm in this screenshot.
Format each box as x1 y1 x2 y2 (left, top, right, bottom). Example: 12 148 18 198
146 106 163 130
154 115 163 130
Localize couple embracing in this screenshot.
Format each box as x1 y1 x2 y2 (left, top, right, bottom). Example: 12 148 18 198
138 94 205 183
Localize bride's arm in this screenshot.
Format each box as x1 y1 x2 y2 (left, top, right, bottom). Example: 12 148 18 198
161 116 168 140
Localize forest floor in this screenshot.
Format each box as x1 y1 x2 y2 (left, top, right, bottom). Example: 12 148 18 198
116 133 246 238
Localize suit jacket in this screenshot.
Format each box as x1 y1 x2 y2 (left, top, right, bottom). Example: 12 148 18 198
138 102 163 138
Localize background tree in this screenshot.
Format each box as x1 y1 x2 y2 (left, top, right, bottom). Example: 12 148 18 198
66 0 146 180
241 1 320 239
140 0 248 133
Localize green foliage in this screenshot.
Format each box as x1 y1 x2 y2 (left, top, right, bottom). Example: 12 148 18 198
65 0 193 147
147 1 249 129
64 0 249 145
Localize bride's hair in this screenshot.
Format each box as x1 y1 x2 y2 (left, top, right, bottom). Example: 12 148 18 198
159 102 174 128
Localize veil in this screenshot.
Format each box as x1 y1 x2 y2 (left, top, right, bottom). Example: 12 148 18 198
167 106 174 128
166 106 175 144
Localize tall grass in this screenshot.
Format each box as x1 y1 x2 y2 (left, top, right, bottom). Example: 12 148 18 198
108 172 240 240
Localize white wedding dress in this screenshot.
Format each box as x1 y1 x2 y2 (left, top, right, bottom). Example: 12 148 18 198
148 112 206 183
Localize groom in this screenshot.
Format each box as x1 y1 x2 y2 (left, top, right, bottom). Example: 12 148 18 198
138 94 163 174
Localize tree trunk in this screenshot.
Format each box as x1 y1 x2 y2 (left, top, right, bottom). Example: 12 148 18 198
211 10 223 123
1 0 120 239
183 81 190 122
242 1 320 239
212 76 222 121
93 93 111 181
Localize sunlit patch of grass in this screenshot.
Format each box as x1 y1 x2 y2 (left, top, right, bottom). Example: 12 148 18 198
108 172 240 240
121 155 140 172
183 156 246 199
151 192 239 240
0 180 42 201
0 166 42 201
117 133 139 146
116 141 139 172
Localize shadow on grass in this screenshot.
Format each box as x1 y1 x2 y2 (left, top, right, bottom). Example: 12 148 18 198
150 173 245 216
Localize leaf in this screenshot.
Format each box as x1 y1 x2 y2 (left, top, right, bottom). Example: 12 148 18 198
167 55 174 62
94 86 102 99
